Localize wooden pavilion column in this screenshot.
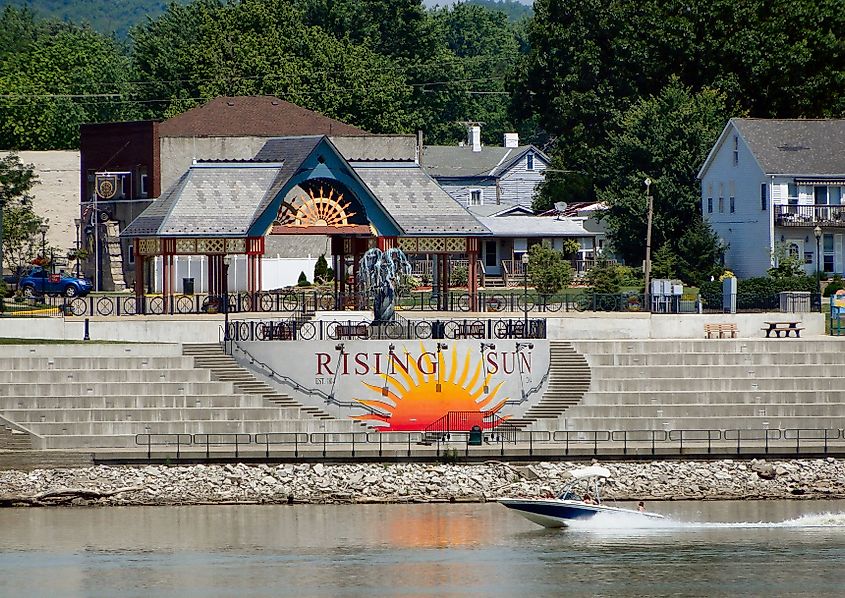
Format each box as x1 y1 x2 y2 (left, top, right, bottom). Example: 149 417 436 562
133 239 144 306
468 246 479 312
438 253 449 311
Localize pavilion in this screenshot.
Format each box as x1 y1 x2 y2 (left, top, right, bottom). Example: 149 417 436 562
121 135 490 311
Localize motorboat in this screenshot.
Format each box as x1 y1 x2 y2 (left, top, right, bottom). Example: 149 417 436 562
499 465 664 528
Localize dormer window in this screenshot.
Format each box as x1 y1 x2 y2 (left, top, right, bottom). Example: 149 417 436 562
526 153 534 171
733 136 739 166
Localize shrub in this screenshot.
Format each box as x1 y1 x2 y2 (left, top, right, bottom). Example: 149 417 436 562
528 243 574 295
823 274 844 297
451 266 468 287
325 266 334 282
313 254 328 284
700 275 816 309
297 271 310 287
617 265 643 288
586 260 622 294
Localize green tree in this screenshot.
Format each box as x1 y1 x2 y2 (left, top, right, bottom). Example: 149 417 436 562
313 254 328 284
598 79 731 285
651 244 677 280
0 8 138 149
131 0 416 133
586 260 622 295
528 243 573 295
0 152 42 278
768 242 805 279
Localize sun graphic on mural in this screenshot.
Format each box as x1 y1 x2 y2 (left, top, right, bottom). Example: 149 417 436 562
352 345 510 431
276 186 357 227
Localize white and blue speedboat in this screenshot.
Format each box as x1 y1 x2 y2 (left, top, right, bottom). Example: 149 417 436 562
499 465 664 528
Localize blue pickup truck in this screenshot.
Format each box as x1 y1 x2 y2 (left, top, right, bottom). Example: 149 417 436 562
17 267 93 298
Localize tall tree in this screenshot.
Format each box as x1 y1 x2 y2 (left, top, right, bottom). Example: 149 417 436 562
131 0 417 133
0 8 137 149
0 152 42 277
598 79 732 285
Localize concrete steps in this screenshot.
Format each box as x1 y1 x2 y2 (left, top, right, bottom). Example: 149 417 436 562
183 343 334 420
0 425 32 450
505 341 591 429
0 451 94 471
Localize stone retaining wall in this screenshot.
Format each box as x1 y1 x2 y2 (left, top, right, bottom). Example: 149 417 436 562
1 459 843 506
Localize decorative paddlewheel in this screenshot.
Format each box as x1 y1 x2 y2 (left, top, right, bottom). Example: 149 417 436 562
275 186 357 228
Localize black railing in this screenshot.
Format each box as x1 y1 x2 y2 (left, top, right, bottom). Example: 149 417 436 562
131 427 845 460
775 204 845 227
226 317 547 342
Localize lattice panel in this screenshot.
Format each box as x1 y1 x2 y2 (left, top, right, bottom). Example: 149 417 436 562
445 238 465 253
175 239 196 254
226 239 246 253
417 238 446 253
197 238 226 254
138 238 160 256
397 238 417 252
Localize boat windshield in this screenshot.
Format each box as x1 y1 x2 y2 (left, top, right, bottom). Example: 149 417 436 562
556 477 603 504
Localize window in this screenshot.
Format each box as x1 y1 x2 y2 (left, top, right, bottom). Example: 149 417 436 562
823 234 834 273
831 187 842 205
815 186 828 205
788 183 798 204
468 189 482 206
526 153 534 171
760 184 767 211
127 244 135 265
707 197 713 213
718 197 724 213
484 240 497 268
139 172 149 198
729 196 735 213
733 136 739 166
788 243 800 259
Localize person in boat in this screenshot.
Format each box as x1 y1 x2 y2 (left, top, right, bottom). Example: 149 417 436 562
582 493 596 505
637 501 645 512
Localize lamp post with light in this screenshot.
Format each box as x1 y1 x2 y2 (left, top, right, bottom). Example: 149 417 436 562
521 252 529 335
38 223 48 296
814 225 822 296
643 178 654 307
73 218 81 278
222 255 231 342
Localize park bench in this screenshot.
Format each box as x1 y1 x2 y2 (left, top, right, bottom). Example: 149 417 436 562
762 321 803 338
454 321 485 339
704 323 737 339
331 323 370 340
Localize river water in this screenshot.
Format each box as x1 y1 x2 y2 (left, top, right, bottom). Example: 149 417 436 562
1 500 844 597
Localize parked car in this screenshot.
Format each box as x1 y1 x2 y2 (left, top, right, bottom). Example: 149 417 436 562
18 267 93 298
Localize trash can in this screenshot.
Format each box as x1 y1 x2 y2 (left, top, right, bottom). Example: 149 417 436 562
183 277 195 295
468 425 483 446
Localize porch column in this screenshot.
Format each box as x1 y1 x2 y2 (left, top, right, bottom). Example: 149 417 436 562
162 254 170 313
468 247 478 312
133 239 144 302
439 254 449 311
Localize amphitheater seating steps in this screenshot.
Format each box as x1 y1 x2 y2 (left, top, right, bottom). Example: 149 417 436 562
184 343 335 420
550 339 845 434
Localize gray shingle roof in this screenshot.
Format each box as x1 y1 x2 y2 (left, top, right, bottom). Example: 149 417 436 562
733 118 845 175
353 164 490 236
476 215 590 237
421 145 546 178
332 135 417 161
121 163 285 237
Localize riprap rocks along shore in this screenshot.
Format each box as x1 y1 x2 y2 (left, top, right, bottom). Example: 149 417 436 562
0 459 843 507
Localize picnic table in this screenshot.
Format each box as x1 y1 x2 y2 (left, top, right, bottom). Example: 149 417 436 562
762 321 803 338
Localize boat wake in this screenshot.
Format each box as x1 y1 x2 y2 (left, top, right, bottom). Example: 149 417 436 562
565 511 845 531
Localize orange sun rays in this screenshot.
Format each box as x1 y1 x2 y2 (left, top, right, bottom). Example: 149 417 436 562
352 344 509 431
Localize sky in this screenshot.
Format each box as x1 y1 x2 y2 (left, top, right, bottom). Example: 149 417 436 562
422 0 533 6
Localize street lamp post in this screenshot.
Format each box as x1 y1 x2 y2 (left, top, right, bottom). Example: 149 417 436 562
521 252 529 336
643 178 654 309
814 225 822 296
0 196 5 280
222 255 231 343
38 223 49 296
73 218 81 278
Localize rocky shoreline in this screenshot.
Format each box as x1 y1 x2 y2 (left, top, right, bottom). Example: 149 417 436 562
1 458 844 507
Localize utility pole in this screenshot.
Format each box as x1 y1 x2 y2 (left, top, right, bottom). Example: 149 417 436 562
644 178 654 308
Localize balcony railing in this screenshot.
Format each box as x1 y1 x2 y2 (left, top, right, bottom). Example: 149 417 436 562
775 204 845 227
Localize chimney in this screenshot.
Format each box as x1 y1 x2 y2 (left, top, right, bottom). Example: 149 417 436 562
468 125 482 152
416 130 424 164
504 132 519 148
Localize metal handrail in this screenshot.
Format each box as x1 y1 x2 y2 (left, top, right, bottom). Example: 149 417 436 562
309 432 370 457
254 432 309 458
191 433 252 458
135 433 192 459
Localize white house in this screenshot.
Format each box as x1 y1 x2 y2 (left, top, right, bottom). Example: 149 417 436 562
698 118 845 278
